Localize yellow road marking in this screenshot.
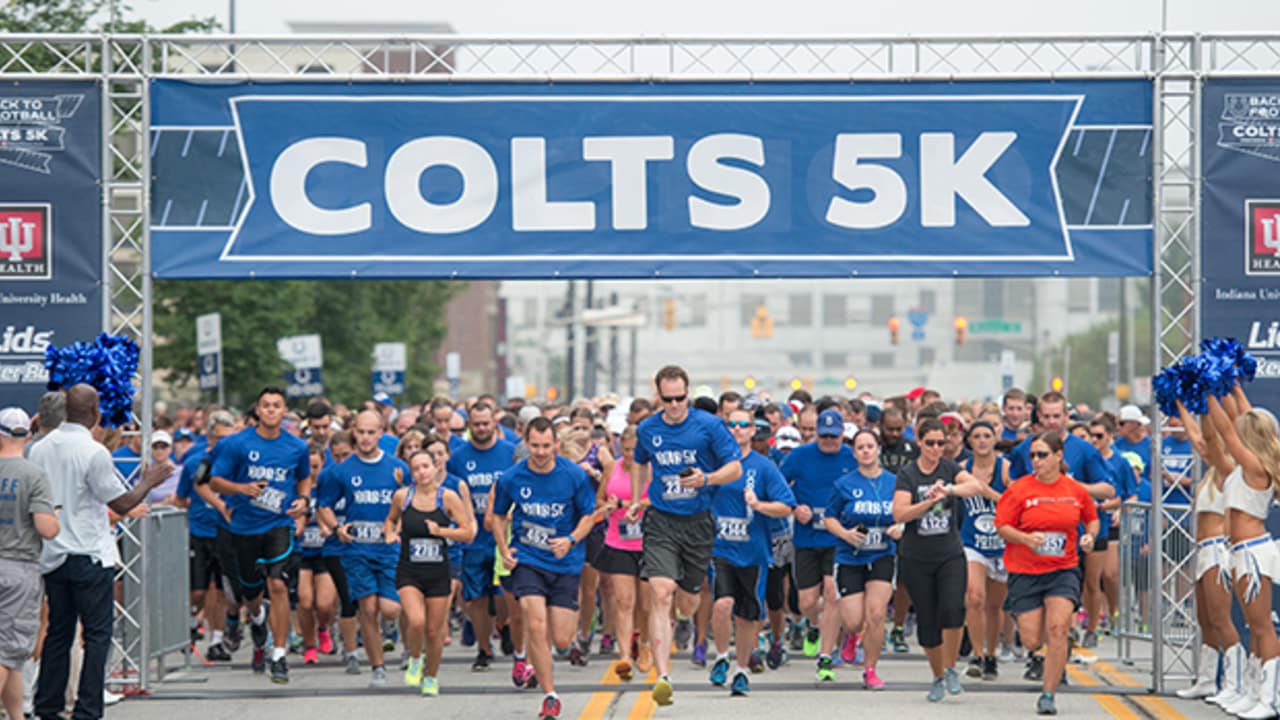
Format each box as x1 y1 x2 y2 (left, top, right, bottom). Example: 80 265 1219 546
578 691 618 720
1093 694 1144 719
1132 695 1188 720
1075 653 1187 720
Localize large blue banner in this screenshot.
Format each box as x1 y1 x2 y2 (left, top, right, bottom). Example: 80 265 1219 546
151 80 1152 279
1202 79 1280 414
0 82 103 412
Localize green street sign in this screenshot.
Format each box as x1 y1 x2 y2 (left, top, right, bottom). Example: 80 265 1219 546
969 319 1023 334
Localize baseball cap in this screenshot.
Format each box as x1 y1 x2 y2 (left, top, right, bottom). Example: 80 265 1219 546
372 392 394 407
1120 450 1146 473
174 427 196 442
843 422 858 440
517 405 541 425
151 430 173 447
817 409 844 437
905 387 927 401
0 407 31 438
1118 405 1150 426
775 426 802 450
753 418 772 441
939 412 967 429
865 401 883 424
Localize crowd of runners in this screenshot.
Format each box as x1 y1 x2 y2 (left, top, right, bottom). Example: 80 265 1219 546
4 362 1279 720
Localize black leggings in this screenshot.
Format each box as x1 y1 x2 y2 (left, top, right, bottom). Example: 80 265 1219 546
898 552 967 649
322 555 359 619
766 564 800 615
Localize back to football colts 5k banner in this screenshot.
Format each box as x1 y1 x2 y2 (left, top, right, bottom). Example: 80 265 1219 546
0 81 104 412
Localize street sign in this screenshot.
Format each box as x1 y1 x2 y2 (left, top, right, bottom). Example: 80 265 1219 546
969 319 1024 334
371 342 407 396
278 334 323 398
196 312 222 401
285 367 324 398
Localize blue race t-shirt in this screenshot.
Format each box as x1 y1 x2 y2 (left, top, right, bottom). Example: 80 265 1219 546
448 438 517 553
442 473 468 566
1113 435 1151 484
712 450 795 568
492 456 595 575
318 451 408 559
1098 451 1136 537
1008 433 1109 487
1162 435 1194 506
780 442 856 549
827 467 897 565
210 427 310 535
1001 426 1020 443
633 408 742 516
959 457 1006 558
316 464 348 557
378 433 400 455
176 446 221 539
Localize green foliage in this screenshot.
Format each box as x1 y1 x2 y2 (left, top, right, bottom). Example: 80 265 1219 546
0 0 219 33
1031 304 1153 408
154 280 462 410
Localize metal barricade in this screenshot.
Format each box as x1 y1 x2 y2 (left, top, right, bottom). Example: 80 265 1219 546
1117 499 1197 677
117 507 191 687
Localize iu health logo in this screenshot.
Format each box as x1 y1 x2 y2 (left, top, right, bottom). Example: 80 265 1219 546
0 204 50 280
1247 199 1280 275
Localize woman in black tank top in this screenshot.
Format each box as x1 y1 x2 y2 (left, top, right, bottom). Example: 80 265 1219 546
384 451 475 695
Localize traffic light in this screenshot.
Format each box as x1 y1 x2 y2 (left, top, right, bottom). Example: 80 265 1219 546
790 377 803 391
744 376 757 390
954 316 968 346
844 377 857 391
546 386 559 402
887 316 900 345
1051 376 1064 392
662 298 676 330
750 304 774 339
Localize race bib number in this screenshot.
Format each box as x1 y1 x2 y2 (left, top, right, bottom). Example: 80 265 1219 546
919 503 951 536
300 526 324 549
810 506 827 531
717 517 750 543
618 520 644 541
350 521 383 544
408 537 444 563
251 486 286 514
472 493 489 515
862 527 887 552
1035 531 1067 557
661 475 696 502
519 521 554 551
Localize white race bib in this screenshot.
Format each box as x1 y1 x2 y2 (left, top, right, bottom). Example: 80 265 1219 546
350 520 383 544
300 526 324 549
618 520 643 541
661 475 696 501
408 537 444 563
919 503 951 536
251 486 286 514
1035 531 1067 557
810 506 827 531
519 521 554 551
717 516 750 543
862 527 887 551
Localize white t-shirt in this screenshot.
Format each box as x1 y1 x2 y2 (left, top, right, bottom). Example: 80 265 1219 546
28 423 128 572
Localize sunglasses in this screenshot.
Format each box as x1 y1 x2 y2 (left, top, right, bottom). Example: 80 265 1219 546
922 439 946 447
1030 450 1053 459
727 420 753 428
660 394 687 404
1090 432 1107 440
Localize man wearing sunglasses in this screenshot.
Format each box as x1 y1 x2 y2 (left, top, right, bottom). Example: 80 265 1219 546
630 365 742 707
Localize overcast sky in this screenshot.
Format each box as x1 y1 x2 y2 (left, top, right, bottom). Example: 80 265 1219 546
137 0 1280 36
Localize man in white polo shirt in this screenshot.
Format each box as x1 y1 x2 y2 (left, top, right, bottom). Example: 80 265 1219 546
28 385 172 720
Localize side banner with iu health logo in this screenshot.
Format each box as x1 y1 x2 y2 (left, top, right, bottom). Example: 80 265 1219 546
0 82 103 411
1202 78 1280 413
150 79 1153 279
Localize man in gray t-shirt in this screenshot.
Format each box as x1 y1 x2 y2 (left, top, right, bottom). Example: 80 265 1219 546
0 406 60 720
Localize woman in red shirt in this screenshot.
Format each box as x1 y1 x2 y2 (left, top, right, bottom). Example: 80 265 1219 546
995 431 1099 717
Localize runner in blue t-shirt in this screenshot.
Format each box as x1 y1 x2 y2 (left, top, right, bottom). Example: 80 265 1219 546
314 430 363 673
175 410 238 663
779 408 856 671
629 365 742 707
209 387 311 684
1083 415 1137 648
492 418 596 720
957 421 1010 681
1113 405 1152 484
706 409 795 696
446 401 516 671
317 410 408 689
825 429 901 690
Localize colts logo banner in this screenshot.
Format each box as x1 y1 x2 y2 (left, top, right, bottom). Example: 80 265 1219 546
0 204 51 280
1247 199 1280 275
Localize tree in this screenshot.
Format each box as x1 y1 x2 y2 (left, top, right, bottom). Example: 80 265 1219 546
1032 304 1153 408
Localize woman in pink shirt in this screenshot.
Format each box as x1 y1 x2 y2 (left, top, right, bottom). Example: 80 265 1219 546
595 426 651 680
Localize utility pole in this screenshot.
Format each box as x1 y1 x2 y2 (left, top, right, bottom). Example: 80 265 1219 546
564 281 576 402
608 291 619 393
583 280 597 398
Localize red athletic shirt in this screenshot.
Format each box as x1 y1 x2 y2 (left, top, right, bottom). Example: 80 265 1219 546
995 474 1098 575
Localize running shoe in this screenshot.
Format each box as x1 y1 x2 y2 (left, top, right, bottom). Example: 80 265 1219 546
944 666 963 695
462 618 475 647
890 627 909 654
512 658 529 687
748 648 766 674
636 643 654 673
997 643 1016 664
344 653 361 675
269 656 289 685
539 695 562 719
1036 691 1057 715
250 619 269 651
206 642 232 662
251 646 266 674
569 643 589 667
288 630 304 655
927 676 946 703
614 659 633 681
982 655 999 681
766 641 787 670
405 656 423 687
863 667 885 690
674 618 693 650
652 676 674 706
302 646 319 665
225 618 243 652
855 638 864 665
815 655 835 683
382 631 397 652
966 656 983 678
710 656 730 686
1024 655 1044 682
691 641 707 667
841 634 859 665
789 620 805 652
500 624 515 656
318 628 334 655
472 649 493 672
369 666 388 688
522 664 538 689
1081 630 1098 649
730 670 750 696
421 675 439 697
803 627 821 658
600 633 615 657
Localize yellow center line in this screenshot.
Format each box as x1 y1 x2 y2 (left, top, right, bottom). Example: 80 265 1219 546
1092 695 1144 720
1131 695 1188 720
1078 655 1187 720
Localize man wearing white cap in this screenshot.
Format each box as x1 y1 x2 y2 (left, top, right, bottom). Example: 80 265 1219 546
0 407 59 720
1113 405 1151 485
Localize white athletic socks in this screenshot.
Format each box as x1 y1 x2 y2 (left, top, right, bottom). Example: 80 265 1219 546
270 647 286 662
251 605 267 625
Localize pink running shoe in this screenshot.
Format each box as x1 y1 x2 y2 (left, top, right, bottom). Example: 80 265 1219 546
841 634 860 665
863 667 885 690
317 629 334 655
302 647 319 665
512 659 528 688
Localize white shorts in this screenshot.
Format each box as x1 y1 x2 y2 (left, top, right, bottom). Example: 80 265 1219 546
1231 535 1280 604
964 547 1008 583
1195 536 1230 582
